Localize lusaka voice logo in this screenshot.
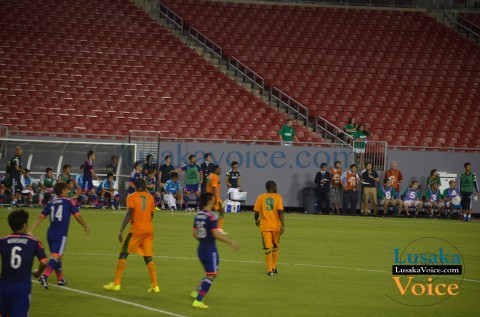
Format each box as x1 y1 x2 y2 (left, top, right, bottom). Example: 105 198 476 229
387 237 465 307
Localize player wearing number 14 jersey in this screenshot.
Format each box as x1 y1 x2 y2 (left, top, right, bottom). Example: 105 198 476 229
29 182 90 289
104 178 159 293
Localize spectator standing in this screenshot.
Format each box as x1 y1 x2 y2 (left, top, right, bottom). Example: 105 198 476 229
200 153 215 195
7 146 23 207
426 169 441 190
344 117 357 137
341 164 360 215
158 155 175 209
278 119 299 146
143 155 158 177
384 162 403 198
361 162 379 216
329 161 342 215
314 163 332 214
352 124 371 169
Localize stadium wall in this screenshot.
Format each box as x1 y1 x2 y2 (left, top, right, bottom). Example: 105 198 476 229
157 142 480 209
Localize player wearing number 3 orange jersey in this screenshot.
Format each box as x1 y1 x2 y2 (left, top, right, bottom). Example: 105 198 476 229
103 178 159 293
254 181 285 276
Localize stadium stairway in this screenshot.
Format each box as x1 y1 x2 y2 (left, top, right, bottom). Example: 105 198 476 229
0 0 325 144
159 0 480 150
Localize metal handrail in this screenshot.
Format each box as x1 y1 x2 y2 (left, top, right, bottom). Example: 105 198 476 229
315 116 354 145
154 1 183 30
452 12 480 38
228 56 265 94
391 145 480 152
187 27 223 61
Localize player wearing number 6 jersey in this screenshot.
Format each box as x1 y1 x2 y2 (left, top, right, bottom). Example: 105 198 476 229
254 181 285 276
29 182 89 289
191 193 238 309
104 178 159 293
0 209 48 317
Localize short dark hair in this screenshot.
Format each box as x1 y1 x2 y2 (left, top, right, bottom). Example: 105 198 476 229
146 154 153 161
213 165 220 173
334 161 341 166
147 170 155 176
67 179 74 185
80 165 84 170
199 192 215 210
189 154 196 160
46 167 53 173
170 172 178 179
63 164 71 171
320 163 327 168
350 164 357 168
23 168 30 173
107 172 114 178
384 179 389 184
266 180 277 193
449 180 455 185
165 155 171 160
204 153 211 160
365 162 372 168
286 119 293 123
411 181 418 186
135 178 146 191
231 161 238 167
8 209 29 232
464 162 471 168
87 150 95 158
134 161 142 169
54 182 67 196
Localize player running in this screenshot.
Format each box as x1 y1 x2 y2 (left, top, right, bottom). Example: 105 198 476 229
207 165 227 234
254 181 285 276
29 182 90 289
0 209 48 317
191 192 238 309
103 178 159 293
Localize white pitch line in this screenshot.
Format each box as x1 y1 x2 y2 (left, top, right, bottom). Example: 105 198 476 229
65 252 480 283
32 281 190 317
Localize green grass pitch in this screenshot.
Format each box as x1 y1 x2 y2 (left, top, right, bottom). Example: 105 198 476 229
1 208 479 317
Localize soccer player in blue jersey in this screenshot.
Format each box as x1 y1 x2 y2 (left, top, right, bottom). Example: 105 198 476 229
128 161 144 195
190 192 238 309
0 209 48 317
21 168 34 207
172 155 203 211
29 182 90 289
97 172 120 209
146 170 161 210
83 150 100 206
163 172 183 210
75 165 86 206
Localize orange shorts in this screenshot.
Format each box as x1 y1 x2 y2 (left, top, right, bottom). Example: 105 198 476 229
261 231 281 250
121 232 154 256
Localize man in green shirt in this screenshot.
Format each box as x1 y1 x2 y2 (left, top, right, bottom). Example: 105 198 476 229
460 162 479 222
278 119 299 146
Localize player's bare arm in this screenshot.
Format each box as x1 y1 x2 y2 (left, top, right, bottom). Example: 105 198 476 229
192 228 199 241
279 210 285 234
199 171 203 184
225 175 231 188
32 258 48 278
74 214 90 235
254 212 260 227
28 215 45 235
91 169 100 181
212 230 239 249
118 208 133 242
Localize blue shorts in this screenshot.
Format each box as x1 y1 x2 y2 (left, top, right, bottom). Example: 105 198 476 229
83 181 95 192
0 290 30 317
47 234 68 256
185 184 200 194
198 251 219 275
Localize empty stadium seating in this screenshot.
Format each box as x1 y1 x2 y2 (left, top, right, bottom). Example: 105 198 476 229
162 0 480 149
0 0 323 143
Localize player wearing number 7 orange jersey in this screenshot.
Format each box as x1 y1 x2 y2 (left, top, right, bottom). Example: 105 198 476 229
103 178 159 293
254 181 285 276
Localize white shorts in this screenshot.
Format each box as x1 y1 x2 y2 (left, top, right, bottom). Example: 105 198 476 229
21 189 34 195
164 194 177 209
282 141 293 146
380 199 397 206
404 200 421 208
353 148 365 154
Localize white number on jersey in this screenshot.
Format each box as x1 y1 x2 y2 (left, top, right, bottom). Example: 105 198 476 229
409 191 416 199
50 205 63 222
196 221 207 239
10 246 22 269
385 191 391 200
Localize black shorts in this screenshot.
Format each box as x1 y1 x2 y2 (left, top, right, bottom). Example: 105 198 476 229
12 178 23 194
460 192 472 210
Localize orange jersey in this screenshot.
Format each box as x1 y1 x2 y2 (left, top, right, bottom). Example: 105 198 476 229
126 191 155 234
207 173 221 199
385 169 403 192
330 168 342 187
254 193 284 232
